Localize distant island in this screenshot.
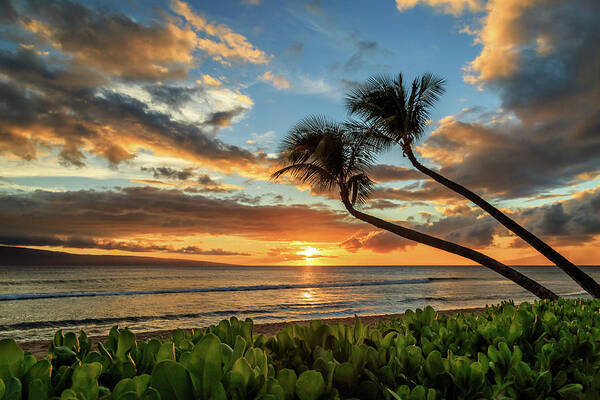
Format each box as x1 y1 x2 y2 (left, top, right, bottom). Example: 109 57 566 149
0 246 230 267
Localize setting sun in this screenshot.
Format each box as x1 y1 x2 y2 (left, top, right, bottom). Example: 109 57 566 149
297 247 321 258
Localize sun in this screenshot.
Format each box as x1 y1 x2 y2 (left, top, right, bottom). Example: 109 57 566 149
297 247 320 258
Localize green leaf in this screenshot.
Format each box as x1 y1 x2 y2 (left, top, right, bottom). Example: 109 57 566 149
156 342 175 362
333 362 356 392
116 330 136 363
424 351 445 379
0 378 5 400
507 321 523 343
70 362 102 400
296 370 325 400
3 376 22 400
183 333 222 399
557 383 583 398
0 339 24 381
277 369 297 400
23 359 51 389
150 361 194 400
27 378 48 400
229 357 253 395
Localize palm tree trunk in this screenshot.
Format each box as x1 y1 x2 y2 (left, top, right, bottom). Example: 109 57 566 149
403 145 600 298
340 193 558 300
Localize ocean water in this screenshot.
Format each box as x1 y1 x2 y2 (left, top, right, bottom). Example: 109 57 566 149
1 265 599 341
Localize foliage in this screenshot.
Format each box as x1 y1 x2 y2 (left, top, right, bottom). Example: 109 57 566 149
0 299 599 399
272 116 377 206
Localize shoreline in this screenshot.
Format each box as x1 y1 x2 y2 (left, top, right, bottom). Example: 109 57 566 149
18 306 487 358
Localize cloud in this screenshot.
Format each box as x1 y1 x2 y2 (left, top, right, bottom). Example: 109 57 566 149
8 0 270 81
171 0 270 65
141 166 195 180
363 200 410 210
369 164 423 183
0 47 266 174
198 74 221 86
0 234 249 255
514 186 600 246
0 0 18 22
341 231 416 253
371 183 460 202
18 0 198 81
411 0 600 200
295 75 341 99
395 0 484 15
259 71 291 89
137 167 240 192
343 40 394 72
0 187 361 243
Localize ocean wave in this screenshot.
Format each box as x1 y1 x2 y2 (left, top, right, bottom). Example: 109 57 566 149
0 278 456 301
0 291 530 333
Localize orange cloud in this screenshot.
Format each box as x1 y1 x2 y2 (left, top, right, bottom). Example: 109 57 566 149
198 74 222 86
464 0 536 84
171 0 271 65
259 71 291 89
21 6 197 81
341 230 417 253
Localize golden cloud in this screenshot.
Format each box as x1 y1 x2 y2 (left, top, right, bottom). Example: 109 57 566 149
259 71 291 89
171 0 271 65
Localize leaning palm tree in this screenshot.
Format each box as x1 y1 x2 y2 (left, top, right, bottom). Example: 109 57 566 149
346 73 600 298
272 116 557 299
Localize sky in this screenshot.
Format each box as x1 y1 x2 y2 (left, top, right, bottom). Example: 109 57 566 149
0 0 599 266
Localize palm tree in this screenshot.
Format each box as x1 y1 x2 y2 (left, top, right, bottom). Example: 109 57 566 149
271 116 557 300
346 73 600 298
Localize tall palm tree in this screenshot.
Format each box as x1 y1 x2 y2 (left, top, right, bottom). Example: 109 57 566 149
272 116 557 300
346 73 600 298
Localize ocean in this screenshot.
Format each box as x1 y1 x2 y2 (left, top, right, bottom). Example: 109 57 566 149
1 265 599 341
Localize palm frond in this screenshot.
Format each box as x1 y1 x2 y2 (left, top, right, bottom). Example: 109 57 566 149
347 173 374 205
345 72 447 147
271 162 337 191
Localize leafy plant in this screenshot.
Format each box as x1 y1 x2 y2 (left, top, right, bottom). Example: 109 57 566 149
1 299 599 399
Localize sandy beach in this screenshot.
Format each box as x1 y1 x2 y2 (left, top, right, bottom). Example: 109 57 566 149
18 306 486 359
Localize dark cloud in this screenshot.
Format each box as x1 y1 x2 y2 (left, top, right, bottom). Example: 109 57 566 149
342 40 394 73
341 231 416 253
0 235 249 256
0 48 258 170
420 118 600 199
203 107 247 128
370 182 460 202
197 174 220 186
0 187 359 243
19 0 197 81
141 166 195 180
145 85 199 108
515 187 600 246
171 246 250 256
419 0 600 200
369 164 423 183
363 200 409 210
0 0 18 23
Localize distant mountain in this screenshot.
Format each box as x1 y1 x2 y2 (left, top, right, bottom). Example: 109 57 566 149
0 246 231 267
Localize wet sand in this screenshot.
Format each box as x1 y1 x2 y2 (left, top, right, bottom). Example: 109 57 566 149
18 306 486 359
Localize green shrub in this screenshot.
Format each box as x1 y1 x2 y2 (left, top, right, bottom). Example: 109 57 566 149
0 299 599 399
